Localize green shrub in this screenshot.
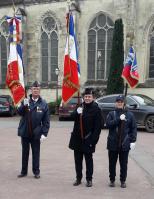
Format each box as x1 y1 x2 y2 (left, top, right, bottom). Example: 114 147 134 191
106 18 124 94
48 96 62 115
48 101 56 114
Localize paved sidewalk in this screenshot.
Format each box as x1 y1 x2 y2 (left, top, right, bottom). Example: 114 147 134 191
0 120 154 199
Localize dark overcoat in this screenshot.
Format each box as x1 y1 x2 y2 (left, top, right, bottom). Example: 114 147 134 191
106 108 137 151
17 94 50 139
69 101 102 153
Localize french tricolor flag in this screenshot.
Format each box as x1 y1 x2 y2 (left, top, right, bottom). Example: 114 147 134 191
62 13 80 103
6 17 25 105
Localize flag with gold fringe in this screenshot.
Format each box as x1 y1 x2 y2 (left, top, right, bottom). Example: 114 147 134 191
62 12 80 103
6 16 25 105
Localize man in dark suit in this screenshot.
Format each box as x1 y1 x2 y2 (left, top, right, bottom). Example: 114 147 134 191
17 81 50 179
69 88 102 187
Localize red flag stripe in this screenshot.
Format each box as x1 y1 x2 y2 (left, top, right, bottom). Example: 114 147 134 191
62 13 80 103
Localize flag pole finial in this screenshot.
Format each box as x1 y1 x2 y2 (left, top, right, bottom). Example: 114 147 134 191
67 0 71 5
12 0 16 16
67 0 71 13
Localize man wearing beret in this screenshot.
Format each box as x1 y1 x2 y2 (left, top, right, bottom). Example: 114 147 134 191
17 81 50 179
106 95 137 188
69 88 102 187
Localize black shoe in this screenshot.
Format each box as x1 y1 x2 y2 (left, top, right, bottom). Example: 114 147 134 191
34 174 40 179
73 179 81 186
17 173 27 178
86 180 92 187
121 181 126 188
109 181 115 187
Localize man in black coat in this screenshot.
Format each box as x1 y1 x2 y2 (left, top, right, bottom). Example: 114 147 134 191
17 81 50 179
69 88 102 187
106 95 137 188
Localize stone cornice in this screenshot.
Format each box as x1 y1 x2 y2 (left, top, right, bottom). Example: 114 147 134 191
0 0 66 7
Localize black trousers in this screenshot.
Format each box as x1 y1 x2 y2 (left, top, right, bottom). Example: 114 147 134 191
74 150 93 181
21 137 40 175
108 150 129 182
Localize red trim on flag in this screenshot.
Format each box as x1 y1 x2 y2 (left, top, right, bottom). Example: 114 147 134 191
62 55 80 103
6 61 19 86
9 82 25 105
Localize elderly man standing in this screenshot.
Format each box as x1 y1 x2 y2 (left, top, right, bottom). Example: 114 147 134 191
17 81 50 179
106 94 137 188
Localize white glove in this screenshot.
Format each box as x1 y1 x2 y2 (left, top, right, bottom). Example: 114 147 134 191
23 98 29 106
77 107 83 114
40 135 47 142
120 114 126 120
130 142 136 150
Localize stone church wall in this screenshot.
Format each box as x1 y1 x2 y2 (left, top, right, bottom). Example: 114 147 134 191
0 0 154 100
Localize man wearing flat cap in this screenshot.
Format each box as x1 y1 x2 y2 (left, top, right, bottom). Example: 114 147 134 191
106 94 137 188
17 81 50 179
69 88 102 187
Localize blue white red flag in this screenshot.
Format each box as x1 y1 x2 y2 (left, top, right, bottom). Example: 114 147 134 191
6 16 25 105
62 13 80 103
6 16 22 43
122 46 139 88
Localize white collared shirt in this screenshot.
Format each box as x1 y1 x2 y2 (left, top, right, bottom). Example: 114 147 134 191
32 97 38 103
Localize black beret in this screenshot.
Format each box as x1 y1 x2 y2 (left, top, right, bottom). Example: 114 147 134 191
32 81 40 87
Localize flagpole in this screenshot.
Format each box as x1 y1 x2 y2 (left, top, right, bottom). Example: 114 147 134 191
10 1 31 134
12 0 27 100
12 0 16 16
67 0 80 104
67 1 81 105
62 0 80 103
67 0 71 76
66 1 83 139
124 83 128 97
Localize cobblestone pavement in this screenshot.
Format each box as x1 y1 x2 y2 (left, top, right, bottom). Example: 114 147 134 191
0 117 154 199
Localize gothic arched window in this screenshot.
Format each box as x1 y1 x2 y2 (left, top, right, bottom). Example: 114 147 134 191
149 27 154 78
0 20 9 85
87 13 114 80
41 16 58 84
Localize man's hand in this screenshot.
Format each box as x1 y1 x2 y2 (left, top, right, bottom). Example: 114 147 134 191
77 107 83 114
120 114 126 120
130 142 136 150
23 98 29 106
40 135 47 143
